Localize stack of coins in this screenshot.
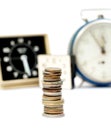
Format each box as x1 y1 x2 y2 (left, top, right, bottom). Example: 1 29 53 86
42 67 64 117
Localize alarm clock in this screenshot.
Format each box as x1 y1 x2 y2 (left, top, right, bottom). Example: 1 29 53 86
38 55 75 89
69 9 111 87
0 34 49 89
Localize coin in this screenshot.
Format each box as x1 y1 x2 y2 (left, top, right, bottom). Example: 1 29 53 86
42 67 64 117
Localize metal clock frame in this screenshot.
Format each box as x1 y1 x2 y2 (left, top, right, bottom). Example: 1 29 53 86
69 13 111 87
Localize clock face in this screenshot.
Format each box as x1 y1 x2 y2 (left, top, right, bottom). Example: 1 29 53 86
0 35 48 82
71 19 111 85
9 44 37 79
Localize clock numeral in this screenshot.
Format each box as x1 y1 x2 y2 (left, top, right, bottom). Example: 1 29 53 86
17 48 27 54
3 57 9 62
18 38 24 43
10 40 15 46
23 74 28 79
28 40 31 45
7 66 12 72
3 47 10 53
32 70 37 76
34 46 39 52
13 72 19 78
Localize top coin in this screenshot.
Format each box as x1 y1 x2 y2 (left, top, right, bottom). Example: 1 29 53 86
44 67 61 73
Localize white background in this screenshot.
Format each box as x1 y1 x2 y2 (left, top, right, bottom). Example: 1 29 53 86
0 0 111 130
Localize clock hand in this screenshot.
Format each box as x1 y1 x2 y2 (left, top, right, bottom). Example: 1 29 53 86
90 32 106 54
20 55 31 76
100 35 106 54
